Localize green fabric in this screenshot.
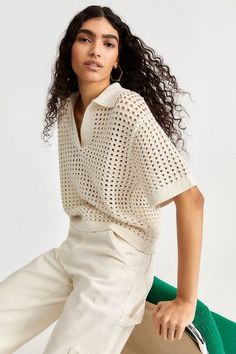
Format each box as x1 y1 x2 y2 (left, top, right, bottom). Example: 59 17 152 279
211 311 236 354
146 276 236 354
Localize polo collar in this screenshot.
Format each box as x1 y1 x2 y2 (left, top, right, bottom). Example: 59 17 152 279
70 82 125 108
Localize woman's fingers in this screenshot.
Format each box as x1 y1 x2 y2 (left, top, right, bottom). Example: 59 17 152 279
152 300 191 341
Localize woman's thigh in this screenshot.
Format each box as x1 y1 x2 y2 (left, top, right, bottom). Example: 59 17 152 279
0 247 73 354
43 226 154 354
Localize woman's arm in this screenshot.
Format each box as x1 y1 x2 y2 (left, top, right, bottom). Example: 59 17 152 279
152 186 204 341
175 185 204 305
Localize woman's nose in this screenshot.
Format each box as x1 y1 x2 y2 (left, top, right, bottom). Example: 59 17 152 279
88 41 102 56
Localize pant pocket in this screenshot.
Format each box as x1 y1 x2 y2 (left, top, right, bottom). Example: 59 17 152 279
67 348 80 354
145 255 155 294
118 255 153 327
108 229 146 267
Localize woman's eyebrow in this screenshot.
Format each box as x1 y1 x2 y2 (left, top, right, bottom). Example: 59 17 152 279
76 29 119 43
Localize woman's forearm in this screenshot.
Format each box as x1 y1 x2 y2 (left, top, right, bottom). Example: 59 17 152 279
174 188 204 306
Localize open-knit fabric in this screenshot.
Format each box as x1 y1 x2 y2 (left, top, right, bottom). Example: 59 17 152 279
57 82 197 254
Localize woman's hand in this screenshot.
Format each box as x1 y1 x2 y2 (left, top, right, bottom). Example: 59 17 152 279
152 298 196 341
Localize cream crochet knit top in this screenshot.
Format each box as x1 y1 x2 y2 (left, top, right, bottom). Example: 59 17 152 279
57 82 197 254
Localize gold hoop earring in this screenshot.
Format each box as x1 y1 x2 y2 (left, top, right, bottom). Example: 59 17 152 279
110 64 123 82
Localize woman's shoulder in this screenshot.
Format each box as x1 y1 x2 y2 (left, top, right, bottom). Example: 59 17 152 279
118 86 145 103
115 87 150 118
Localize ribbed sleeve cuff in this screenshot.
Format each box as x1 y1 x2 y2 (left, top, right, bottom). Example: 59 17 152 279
146 173 197 208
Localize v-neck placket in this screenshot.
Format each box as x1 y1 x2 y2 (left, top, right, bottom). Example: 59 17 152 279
68 82 124 150
70 92 97 149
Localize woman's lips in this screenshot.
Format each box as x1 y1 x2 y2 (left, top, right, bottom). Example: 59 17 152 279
84 63 102 71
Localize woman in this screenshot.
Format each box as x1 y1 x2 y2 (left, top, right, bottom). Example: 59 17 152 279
0 5 204 354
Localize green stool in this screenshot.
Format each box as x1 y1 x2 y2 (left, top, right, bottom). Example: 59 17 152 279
121 276 236 354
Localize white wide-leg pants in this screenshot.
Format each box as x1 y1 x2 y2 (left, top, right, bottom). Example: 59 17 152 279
0 220 155 354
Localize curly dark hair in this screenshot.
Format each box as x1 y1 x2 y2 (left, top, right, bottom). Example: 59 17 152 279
41 5 193 156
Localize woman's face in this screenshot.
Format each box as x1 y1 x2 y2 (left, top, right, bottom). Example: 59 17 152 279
71 17 120 85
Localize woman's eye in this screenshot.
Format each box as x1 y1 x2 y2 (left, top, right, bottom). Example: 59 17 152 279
78 37 89 42
78 37 115 48
105 42 115 48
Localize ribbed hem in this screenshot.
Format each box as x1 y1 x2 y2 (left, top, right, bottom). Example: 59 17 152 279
146 173 197 208
69 217 158 254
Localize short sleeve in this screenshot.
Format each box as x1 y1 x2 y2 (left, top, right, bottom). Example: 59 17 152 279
132 98 197 208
